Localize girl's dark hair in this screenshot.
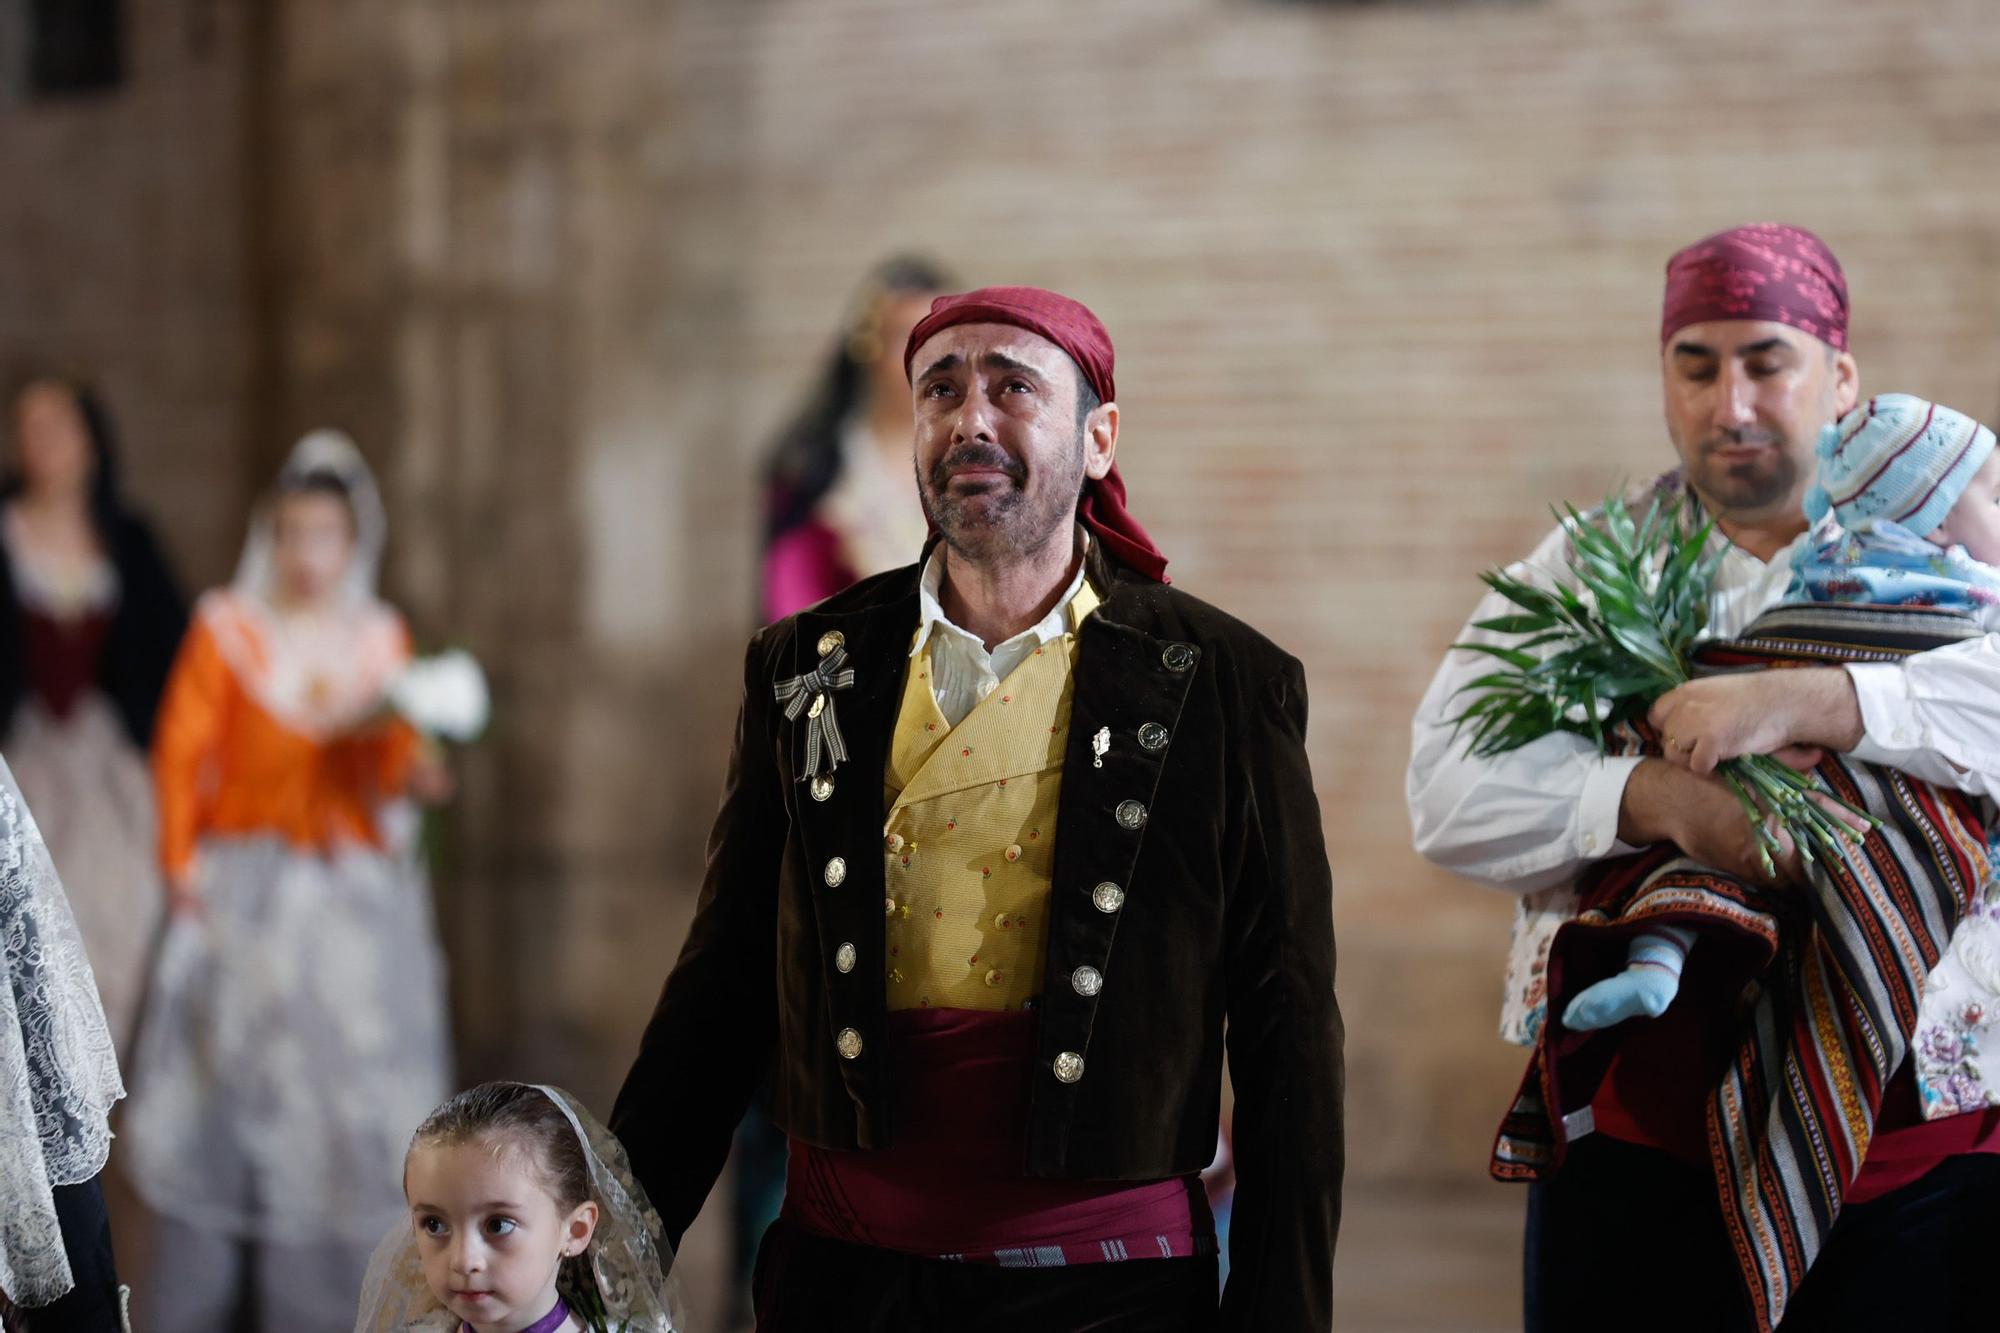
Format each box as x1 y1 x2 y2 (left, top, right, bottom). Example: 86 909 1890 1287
273 466 358 532
763 254 956 544
276 466 352 503
4 372 129 538
410 1082 594 1215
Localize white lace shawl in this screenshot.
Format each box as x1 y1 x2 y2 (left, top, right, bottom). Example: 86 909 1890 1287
353 1086 687 1333
0 755 125 1308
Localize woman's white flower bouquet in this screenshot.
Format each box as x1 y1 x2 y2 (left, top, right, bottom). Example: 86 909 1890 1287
388 649 490 743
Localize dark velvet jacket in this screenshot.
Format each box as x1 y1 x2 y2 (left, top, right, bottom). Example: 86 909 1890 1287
611 541 1344 1330
0 511 185 748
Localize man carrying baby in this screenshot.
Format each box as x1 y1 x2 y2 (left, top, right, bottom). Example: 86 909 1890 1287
1407 223 2000 1331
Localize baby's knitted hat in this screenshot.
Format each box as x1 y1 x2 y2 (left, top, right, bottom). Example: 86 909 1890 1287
1805 393 1995 536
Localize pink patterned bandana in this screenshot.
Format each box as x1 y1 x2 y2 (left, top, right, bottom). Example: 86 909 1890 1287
1661 223 1849 350
905 286 1168 583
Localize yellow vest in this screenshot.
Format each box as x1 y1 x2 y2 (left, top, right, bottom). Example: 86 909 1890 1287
881 583 1100 1012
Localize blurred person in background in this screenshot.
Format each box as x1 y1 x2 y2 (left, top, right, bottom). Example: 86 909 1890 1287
0 373 185 1057
760 255 954 622
118 431 454 1333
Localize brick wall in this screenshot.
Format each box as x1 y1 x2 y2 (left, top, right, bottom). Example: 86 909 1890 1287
0 0 256 582
724 0 2000 1184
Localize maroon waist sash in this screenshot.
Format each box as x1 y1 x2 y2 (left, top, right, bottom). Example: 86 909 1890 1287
784 1007 1209 1264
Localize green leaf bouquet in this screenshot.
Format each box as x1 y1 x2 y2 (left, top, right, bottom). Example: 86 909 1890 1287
1449 494 1873 877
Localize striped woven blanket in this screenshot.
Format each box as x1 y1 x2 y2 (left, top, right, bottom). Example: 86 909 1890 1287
1491 603 1992 1331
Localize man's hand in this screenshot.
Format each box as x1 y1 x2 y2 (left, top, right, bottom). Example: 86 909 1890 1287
1618 758 1806 885
1649 669 1866 775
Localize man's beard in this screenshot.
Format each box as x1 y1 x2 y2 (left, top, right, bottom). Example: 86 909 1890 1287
918 438 1082 563
1685 428 1803 515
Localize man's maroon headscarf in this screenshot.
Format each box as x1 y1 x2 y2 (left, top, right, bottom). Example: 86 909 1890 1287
1661 223 1850 350
905 285 1169 583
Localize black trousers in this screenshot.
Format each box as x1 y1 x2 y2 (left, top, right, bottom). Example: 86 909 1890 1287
751 1219 1220 1333
1525 1136 2000 1332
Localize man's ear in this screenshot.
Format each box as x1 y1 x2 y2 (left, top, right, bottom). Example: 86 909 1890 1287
1083 402 1119 481
1831 350 1860 416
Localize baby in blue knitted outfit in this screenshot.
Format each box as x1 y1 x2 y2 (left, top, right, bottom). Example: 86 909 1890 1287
1566 393 2000 1030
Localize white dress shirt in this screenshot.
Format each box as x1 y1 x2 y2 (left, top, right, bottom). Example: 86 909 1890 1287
1407 517 2000 895
913 540 1092 729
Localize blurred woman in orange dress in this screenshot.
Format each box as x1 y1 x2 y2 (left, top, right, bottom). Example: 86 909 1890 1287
119 431 453 1333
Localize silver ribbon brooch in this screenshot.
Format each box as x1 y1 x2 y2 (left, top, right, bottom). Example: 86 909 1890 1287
775 641 856 781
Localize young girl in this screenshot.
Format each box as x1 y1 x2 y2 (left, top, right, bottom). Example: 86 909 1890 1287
119 431 454 1333
353 1083 685 1333
1565 393 2000 1032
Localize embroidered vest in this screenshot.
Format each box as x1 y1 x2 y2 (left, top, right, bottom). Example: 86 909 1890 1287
881 585 1098 1012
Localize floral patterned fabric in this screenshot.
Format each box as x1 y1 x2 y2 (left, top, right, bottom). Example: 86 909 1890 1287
1788 514 2000 628
1501 884 1573 1048
1912 865 2000 1116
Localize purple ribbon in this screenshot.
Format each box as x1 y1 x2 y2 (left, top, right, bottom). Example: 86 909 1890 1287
463 1295 570 1333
